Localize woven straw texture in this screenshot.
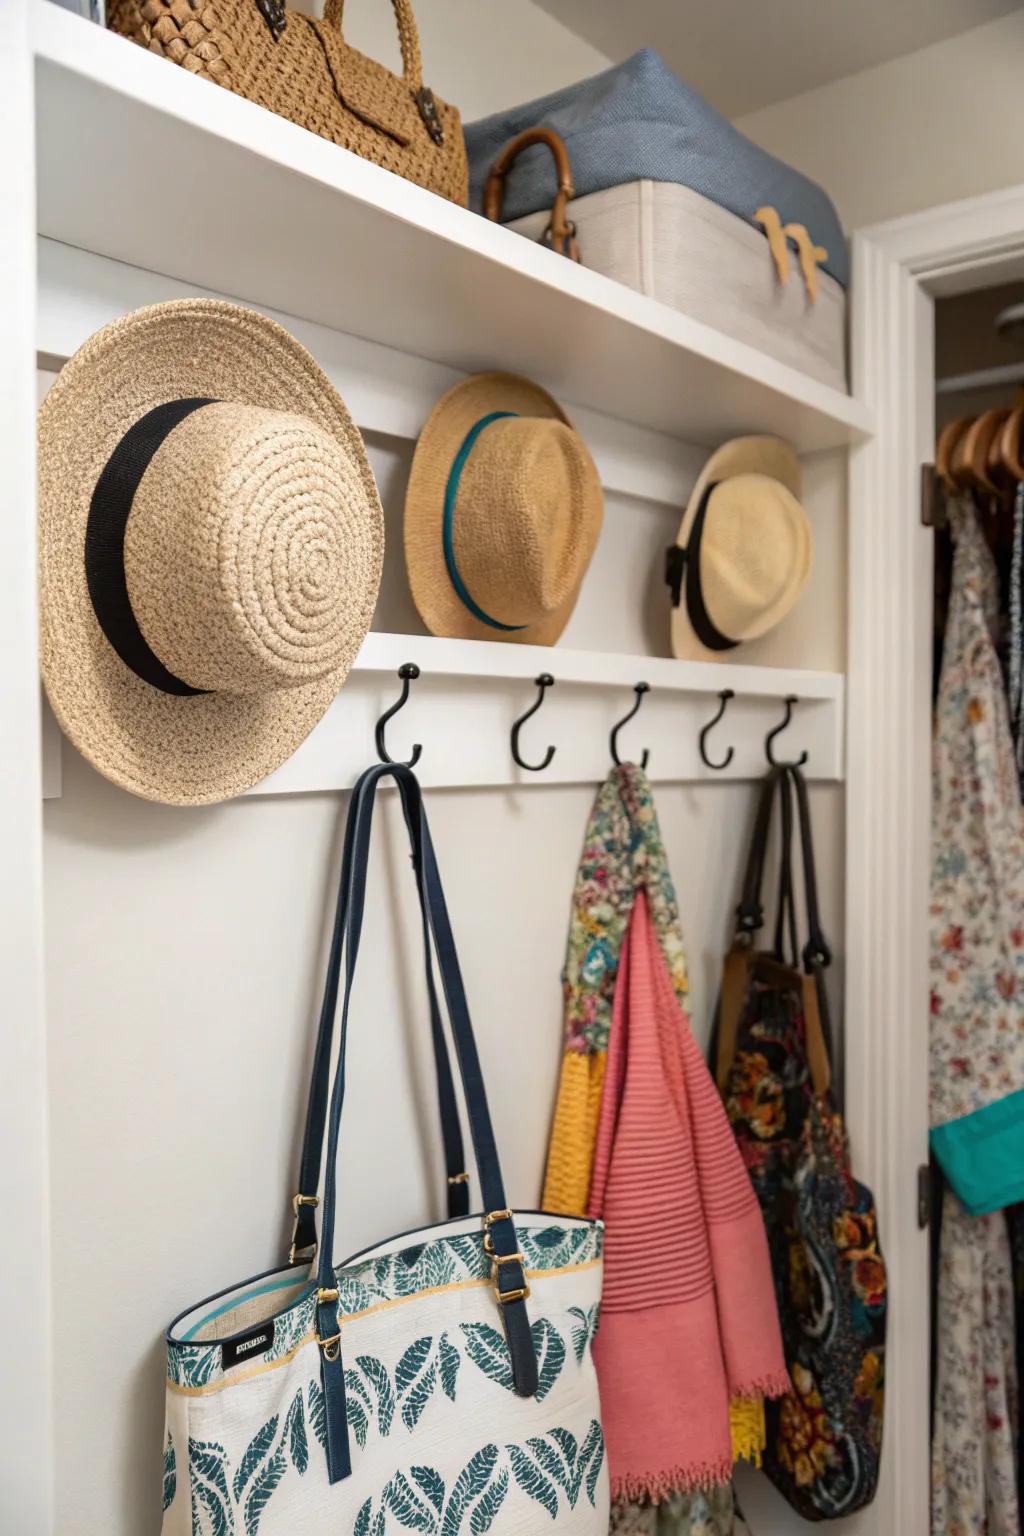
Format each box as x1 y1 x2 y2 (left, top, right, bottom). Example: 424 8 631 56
404 373 603 645
38 299 384 805
106 0 468 206
670 436 810 663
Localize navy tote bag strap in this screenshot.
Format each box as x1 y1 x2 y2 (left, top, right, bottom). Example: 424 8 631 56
312 763 537 1484
290 768 469 1266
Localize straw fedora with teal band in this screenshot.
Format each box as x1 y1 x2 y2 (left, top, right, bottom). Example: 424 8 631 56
404 372 603 644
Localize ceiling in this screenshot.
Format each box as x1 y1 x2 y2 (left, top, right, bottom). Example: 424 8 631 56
533 0 1022 119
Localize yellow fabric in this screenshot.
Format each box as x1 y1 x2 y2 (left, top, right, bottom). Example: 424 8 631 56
729 1395 766 1465
542 1050 607 1217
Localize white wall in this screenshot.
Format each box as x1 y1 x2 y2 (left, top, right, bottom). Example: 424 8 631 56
290 0 612 121
41 399 846 1533
735 10 1024 233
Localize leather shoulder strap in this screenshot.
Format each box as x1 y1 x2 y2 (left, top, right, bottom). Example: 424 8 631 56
715 945 752 1093
290 769 468 1268
312 765 537 1484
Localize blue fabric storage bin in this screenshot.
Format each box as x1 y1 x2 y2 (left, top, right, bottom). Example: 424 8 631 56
465 48 849 289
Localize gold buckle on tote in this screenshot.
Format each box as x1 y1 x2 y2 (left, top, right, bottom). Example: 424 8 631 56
482 1210 529 1302
315 1287 341 1361
482 1207 513 1258
490 1250 530 1306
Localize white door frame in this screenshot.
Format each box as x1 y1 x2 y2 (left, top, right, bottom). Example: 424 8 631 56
847 181 1024 1536
0 1 55 1533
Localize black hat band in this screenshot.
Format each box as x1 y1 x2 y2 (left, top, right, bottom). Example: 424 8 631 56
84 397 219 696
664 480 738 653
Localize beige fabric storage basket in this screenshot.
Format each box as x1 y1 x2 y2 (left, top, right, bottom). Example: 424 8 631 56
509 180 848 393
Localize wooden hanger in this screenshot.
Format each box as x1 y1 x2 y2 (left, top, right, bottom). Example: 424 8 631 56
961 408 1012 498
1000 406 1024 482
936 416 974 493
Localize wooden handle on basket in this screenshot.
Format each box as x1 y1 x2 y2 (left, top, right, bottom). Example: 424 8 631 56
484 127 580 262
321 0 424 90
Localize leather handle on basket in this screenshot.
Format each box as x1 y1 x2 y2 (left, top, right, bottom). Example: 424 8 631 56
484 127 580 262
321 0 424 90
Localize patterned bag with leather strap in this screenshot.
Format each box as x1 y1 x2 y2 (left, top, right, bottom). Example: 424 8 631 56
160 764 607 1534
106 0 468 205
714 766 886 1521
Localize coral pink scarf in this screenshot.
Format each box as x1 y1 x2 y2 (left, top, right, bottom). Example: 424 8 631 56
588 891 787 1501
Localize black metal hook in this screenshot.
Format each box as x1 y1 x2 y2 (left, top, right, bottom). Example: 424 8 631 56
375 663 422 767
765 694 808 767
699 689 735 770
511 673 557 772
610 682 650 769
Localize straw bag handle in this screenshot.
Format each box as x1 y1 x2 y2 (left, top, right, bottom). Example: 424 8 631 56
289 768 470 1269
321 0 424 91
312 763 538 1484
483 127 581 262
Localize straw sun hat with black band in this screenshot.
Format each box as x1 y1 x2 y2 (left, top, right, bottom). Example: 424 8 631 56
38 299 384 806
665 436 812 662
404 372 603 645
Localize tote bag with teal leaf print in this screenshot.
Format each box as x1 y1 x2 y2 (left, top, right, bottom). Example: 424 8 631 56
160 762 608 1535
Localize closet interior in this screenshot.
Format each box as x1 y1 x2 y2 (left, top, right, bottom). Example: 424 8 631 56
7 4 1024 1536
929 284 1024 1533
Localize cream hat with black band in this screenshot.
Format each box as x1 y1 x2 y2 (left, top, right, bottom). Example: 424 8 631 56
404 372 603 645
665 436 811 662
38 299 384 806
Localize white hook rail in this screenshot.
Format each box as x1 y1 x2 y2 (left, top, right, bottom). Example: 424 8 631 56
42 631 844 799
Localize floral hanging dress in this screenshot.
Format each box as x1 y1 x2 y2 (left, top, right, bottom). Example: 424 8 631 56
930 504 1022 1534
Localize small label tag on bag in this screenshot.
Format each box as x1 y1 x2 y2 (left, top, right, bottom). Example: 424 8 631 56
222 1321 275 1370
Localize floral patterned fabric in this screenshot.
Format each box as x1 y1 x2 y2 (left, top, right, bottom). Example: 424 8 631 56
543 764 688 1219
610 1485 737 1535
931 1187 1019 1536
562 764 688 1059
930 503 1024 1215
541 766 750 1529
930 504 1024 1534
723 980 887 1519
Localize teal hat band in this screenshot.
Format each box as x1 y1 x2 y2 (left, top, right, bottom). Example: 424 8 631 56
442 411 527 633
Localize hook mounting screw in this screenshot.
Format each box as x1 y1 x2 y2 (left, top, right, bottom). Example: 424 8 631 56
699 689 735 771
610 682 651 770
375 663 422 767
765 694 808 767
511 674 557 772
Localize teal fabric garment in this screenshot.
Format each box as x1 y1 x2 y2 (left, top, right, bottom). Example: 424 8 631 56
930 506 1024 1211
931 1089 1024 1216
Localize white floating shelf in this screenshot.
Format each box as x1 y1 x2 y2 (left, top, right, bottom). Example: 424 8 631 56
43 632 845 798
33 4 872 454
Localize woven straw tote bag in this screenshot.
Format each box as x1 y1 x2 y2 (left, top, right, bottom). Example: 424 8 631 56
106 0 469 205
160 763 608 1534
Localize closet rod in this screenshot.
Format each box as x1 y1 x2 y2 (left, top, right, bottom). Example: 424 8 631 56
936 362 1024 397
